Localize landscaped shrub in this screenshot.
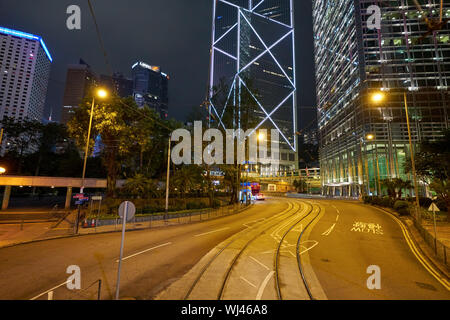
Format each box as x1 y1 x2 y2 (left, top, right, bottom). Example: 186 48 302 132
212 199 221 208
380 197 394 208
371 197 382 206
363 196 372 204
418 197 433 209
394 200 409 216
436 200 448 212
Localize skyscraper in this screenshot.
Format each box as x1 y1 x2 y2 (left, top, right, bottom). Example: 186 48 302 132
313 0 450 197
209 0 298 174
61 59 96 124
132 61 169 118
100 72 133 98
0 26 52 123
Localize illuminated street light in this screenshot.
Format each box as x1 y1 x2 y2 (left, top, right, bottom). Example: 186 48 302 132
258 132 265 142
0 167 6 174
366 134 375 141
97 88 108 99
371 92 385 103
76 88 109 234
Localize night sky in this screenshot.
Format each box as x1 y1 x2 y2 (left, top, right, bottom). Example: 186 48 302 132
0 0 316 129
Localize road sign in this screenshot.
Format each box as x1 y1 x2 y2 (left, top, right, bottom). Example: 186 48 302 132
428 203 440 212
116 200 136 300
118 201 136 221
73 194 85 199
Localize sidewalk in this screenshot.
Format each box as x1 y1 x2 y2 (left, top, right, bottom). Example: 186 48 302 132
373 205 450 276
422 220 450 248
0 204 253 249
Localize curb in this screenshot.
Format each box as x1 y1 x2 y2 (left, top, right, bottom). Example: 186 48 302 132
370 205 449 280
0 204 255 250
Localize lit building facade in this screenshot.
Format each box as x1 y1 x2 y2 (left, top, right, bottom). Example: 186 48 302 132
209 0 298 175
313 0 450 197
132 61 169 119
0 26 52 123
61 59 96 125
100 72 133 98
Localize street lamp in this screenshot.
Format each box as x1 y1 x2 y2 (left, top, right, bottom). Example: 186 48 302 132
365 133 381 196
81 88 109 193
371 90 421 222
75 88 108 234
0 167 6 174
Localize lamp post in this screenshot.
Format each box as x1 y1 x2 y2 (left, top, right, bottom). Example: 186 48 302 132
75 88 108 234
165 137 171 221
366 133 381 196
371 91 421 222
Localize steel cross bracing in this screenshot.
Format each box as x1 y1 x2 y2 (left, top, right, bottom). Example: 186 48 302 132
209 0 297 152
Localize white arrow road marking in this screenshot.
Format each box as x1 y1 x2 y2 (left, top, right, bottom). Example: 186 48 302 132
322 223 336 236
256 271 274 300
116 242 172 262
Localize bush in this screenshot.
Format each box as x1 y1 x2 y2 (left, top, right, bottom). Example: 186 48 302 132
371 197 381 206
419 197 433 208
186 202 206 210
380 197 394 208
436 200 448 212
394 200 409 216
363 196 372 204
212 199 221 208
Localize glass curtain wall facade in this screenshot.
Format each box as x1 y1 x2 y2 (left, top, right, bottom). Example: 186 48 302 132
210 0 298 175
313 0 450 197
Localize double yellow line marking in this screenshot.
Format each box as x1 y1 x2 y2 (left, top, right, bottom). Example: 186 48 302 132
375 207 450 291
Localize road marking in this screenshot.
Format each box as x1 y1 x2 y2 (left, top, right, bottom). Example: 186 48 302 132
30 280 71 300
249 256 270 271
116 242 172 262
256 271 274 300
322 223 336 236
373 207 450 291
194 227 230 237
240 276 257 288
350 221 383 235
243 218 265 228
298 240 319 255
336 215 339 222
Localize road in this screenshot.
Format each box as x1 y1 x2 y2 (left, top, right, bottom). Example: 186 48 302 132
0 198 448 300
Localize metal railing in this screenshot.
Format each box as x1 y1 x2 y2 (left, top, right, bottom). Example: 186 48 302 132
414 219 448 267
79 202 253 234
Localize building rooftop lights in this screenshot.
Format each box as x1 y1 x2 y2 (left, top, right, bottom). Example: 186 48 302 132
0 26 52 62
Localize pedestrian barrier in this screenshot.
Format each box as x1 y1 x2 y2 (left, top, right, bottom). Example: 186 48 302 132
78 202 253 234
414 219 448 267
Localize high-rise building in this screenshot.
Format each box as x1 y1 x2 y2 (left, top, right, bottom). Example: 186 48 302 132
0 26 52 123
100 72 133 98
132 61 169 118
208 0 298 175
61 59 96 124
313 0 450 197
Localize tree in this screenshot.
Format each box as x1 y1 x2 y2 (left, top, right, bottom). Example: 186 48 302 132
0 116 41 174
381 179 396 199
68 94 142 197
407 129 450 220
293 179 307 193
122 174 159 199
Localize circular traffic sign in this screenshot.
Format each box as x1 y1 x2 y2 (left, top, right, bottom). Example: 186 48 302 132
118 201 136 221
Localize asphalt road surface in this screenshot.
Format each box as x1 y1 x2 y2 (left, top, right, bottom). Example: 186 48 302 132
0 198 448 300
